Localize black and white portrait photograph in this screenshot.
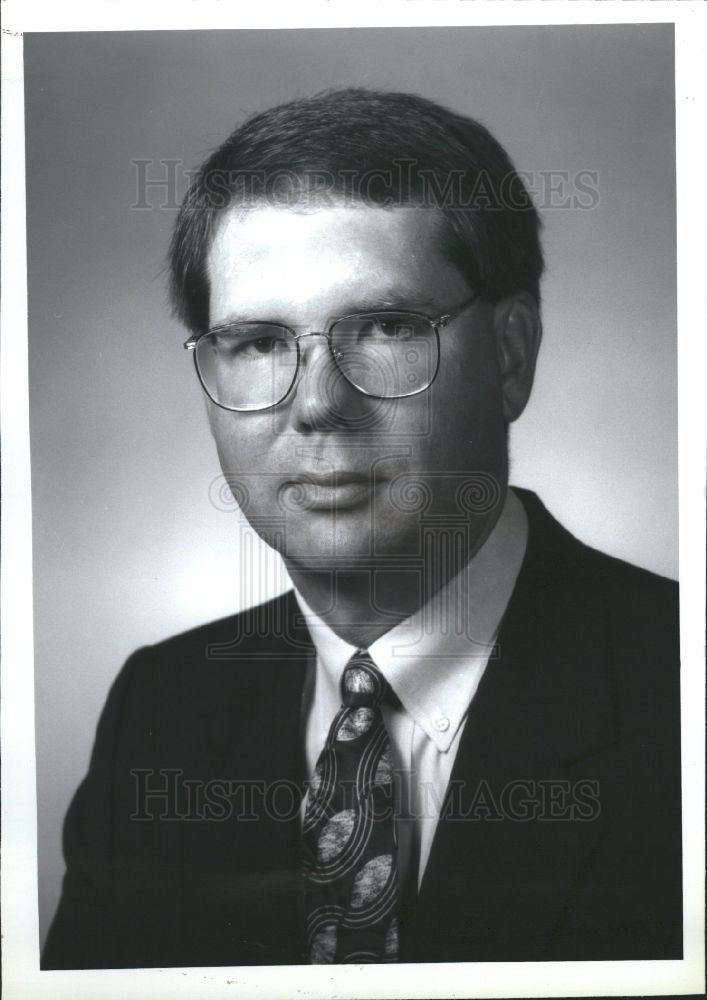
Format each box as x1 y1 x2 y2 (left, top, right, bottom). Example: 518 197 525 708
1 3 704 999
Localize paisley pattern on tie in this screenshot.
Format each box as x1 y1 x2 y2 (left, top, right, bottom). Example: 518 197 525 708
302 651 399 963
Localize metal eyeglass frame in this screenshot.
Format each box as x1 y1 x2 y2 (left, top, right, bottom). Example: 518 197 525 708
183 291 479 412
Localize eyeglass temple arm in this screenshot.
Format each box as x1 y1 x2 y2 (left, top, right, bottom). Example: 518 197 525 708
435 292 479 328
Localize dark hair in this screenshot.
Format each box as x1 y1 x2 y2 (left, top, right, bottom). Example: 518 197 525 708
169 88 544 334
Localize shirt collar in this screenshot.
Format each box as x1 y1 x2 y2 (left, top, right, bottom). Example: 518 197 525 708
294 487 528 752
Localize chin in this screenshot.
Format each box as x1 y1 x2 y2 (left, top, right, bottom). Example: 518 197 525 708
279 526 374 567
295 531 425 576
256 510 389 566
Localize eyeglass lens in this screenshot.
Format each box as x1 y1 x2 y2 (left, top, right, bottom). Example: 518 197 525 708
194 314 439 411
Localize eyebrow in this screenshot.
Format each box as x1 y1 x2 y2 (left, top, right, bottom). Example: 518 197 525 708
211 291 445 330
352 292 442 313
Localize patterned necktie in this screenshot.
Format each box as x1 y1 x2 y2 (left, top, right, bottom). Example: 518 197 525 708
302 650 399 963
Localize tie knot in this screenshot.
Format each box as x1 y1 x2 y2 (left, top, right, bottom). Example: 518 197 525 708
341 651 389 707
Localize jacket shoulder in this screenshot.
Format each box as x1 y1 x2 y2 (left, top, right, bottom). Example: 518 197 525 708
116 589 309 708
585 544 678 614
572 538 679 665
515 486 678 623
513 487 680 687
148 589 298 655
139 589 307 664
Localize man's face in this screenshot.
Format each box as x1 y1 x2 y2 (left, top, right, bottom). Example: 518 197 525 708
206 204 509 574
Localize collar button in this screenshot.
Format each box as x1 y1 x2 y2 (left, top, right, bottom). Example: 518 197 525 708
434 715 450 733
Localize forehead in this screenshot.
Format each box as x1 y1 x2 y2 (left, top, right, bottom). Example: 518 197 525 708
206 204 469 322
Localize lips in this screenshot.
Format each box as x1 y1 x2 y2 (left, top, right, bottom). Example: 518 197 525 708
281 470 381 511
289 471 370 488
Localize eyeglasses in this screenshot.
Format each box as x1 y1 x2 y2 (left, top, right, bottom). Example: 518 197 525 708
184 292 479 412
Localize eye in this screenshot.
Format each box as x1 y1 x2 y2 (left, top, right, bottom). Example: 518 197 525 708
351 317 413 340
374 316 415 340
211 324 290 361
252 336 279 354
353 319 378 340
381 320 404 339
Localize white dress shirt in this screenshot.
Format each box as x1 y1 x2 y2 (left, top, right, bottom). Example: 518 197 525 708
295 487 528 891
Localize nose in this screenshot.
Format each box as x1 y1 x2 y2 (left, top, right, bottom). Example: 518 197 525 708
286 332 359 433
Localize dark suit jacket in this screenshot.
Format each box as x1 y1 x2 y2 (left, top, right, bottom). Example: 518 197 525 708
42 490 682 968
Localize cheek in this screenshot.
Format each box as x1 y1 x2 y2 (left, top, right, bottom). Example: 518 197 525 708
207 408 290 514
208 408 273 466
417 349 505 475
437 334 502 419
208 416 280 524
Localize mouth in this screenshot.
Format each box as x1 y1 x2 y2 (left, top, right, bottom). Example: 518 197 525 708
281 471 382 512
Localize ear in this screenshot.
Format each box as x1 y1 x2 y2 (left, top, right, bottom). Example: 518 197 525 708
492 292 542 423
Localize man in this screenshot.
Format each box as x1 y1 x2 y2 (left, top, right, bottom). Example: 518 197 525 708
42 88 681 968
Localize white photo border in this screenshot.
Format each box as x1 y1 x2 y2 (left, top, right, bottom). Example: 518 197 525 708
2 2 704 998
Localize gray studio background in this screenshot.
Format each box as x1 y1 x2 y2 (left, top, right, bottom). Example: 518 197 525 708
26 25 676 947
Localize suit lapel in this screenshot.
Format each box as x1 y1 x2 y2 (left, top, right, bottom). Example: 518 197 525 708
204 591 314 780
199 593 314 963
404 492 618 961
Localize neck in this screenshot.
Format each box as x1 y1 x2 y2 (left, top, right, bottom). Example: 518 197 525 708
287 505 504 647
